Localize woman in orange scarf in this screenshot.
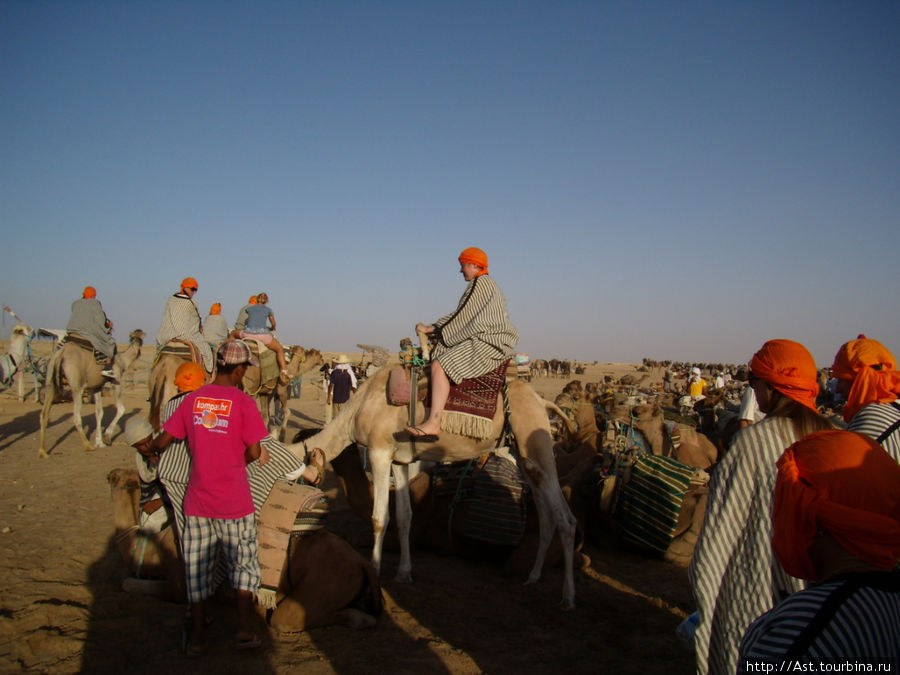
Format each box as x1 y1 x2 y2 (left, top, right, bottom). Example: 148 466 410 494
831 336 900 463
690 339 834 675
739 430 900 661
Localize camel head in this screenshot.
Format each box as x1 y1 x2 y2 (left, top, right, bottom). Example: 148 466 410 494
11 324 34 339
128 329 146 345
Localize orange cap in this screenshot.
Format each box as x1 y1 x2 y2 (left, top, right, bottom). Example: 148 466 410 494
831 338 900 422
773 430 900 581
209 303 221 315
82 286 97 299
458 247 489 274
749 339 819 412
174 362 206 393
248 295 258 305
181 277 199 291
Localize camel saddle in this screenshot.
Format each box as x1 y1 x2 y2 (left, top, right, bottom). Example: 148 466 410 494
154 338 201 368
62 332 107 365
242 338 280 395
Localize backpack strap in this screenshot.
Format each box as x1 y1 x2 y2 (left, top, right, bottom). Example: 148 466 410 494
874 401 900 445
785 571 900 659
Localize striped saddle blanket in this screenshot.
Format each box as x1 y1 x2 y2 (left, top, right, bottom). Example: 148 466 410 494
614 453 695 555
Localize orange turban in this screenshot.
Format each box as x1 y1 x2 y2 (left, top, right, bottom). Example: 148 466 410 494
209 303 221 315
181 277 199 291
831 338 900 423
458 247 489 275
82 286 96 299
174 362 206 393
749 339 819 412
773 430 900 581
248 295 258 305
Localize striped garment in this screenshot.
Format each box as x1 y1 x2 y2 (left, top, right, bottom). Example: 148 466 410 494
689 416 808 675
432 274 518 384
738 574 900 665
849 400 900 462
157 393 305 542
155 293 213 372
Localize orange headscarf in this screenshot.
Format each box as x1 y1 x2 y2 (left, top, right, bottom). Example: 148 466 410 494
831 338 900 423
82 286 97 299
749 339 819 412
248 295 258 305
209 303 221 315
181 277 199 291
458 247 489 275
773 430 900 581
174 362 206 393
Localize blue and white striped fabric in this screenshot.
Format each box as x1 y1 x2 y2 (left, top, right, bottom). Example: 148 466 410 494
849 400 900 462
689 416 808 675
738 575 900 664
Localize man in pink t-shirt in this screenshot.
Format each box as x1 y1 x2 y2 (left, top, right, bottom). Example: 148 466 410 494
150 339 268 657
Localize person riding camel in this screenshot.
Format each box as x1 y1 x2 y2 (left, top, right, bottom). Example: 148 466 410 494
66 285 118 380
407 247 518 441
237 292 290 382
231 295 258 336
156 277 214 374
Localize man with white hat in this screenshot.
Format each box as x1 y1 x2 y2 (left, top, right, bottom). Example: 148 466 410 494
327 354 357 420
124 417 171 534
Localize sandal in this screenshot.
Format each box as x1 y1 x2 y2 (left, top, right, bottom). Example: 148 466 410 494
306 447 326 487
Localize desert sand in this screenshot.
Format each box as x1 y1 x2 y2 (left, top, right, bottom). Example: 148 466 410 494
0 339 694 674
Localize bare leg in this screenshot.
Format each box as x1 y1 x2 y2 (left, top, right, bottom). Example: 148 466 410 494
270 338 288 373
235 589 257 642
408 359 449 437
188 600 208 654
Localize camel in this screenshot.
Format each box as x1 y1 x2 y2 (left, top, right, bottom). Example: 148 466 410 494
148 344 195 431
242 345 324 441
38 329 145 458
1 324 41 403
107 468 382 631
612 403 718 469
286 366 579 609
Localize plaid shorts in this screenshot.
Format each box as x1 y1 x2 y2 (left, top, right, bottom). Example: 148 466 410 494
182 513 260 603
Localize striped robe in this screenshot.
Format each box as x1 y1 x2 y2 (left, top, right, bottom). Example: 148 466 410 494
157 393 305 543
155 293 213 372
432 274 518 384
689 416 808 675
738 576 900 664
849 399 900 462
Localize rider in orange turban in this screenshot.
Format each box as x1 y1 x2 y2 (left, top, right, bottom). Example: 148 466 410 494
749 339 820 413
248 295 258 305
209 303 222 315
831 337 900 423
174 361 206 393
773 429 900 582
181 277 199 292
82 286 97 299
457 247 488 276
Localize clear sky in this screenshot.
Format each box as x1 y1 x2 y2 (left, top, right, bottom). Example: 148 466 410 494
2 1 898 366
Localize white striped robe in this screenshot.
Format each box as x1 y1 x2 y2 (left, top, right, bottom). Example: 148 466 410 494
432 274 518 384
689 416 808 675
738 576 900 664
155 293 213 372
849 399 900 462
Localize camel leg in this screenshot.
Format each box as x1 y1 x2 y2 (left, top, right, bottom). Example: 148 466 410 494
278 389 289 442
91 390 106 449
519 457 577 610
69 388 95 452
391 462 413 582
103 384 126 445
38 384 54 459
368 450 394 577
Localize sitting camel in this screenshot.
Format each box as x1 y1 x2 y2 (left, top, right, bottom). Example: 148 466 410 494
285 366 580 609
38 329 145 458
107 468 382 632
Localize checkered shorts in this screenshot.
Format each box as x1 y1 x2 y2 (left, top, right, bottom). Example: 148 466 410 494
182 513 260 603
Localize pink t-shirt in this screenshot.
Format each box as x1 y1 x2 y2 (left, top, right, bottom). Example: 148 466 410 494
163 384 268 519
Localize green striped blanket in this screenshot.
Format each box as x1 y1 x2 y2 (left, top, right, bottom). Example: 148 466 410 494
614 453 694 555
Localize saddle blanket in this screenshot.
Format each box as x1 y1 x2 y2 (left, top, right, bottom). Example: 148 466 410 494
441 360 510 440
614 453 694 555
63 333 107 364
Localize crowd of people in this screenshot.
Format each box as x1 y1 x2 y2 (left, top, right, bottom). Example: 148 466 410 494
51 252 899 667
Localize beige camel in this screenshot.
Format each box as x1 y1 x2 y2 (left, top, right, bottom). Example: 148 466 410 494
286 366 579 609
106 468 382 631
38 329 145 458
242 345 324 441
148 344 196 431
1 324 39 403
614 403 718 469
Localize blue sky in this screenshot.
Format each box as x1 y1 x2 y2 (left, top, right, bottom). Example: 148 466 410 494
2 1 898 365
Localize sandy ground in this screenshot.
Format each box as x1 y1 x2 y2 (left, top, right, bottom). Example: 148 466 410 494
0 342 695 674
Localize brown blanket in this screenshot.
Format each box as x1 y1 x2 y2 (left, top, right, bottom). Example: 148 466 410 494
441 360 509 439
